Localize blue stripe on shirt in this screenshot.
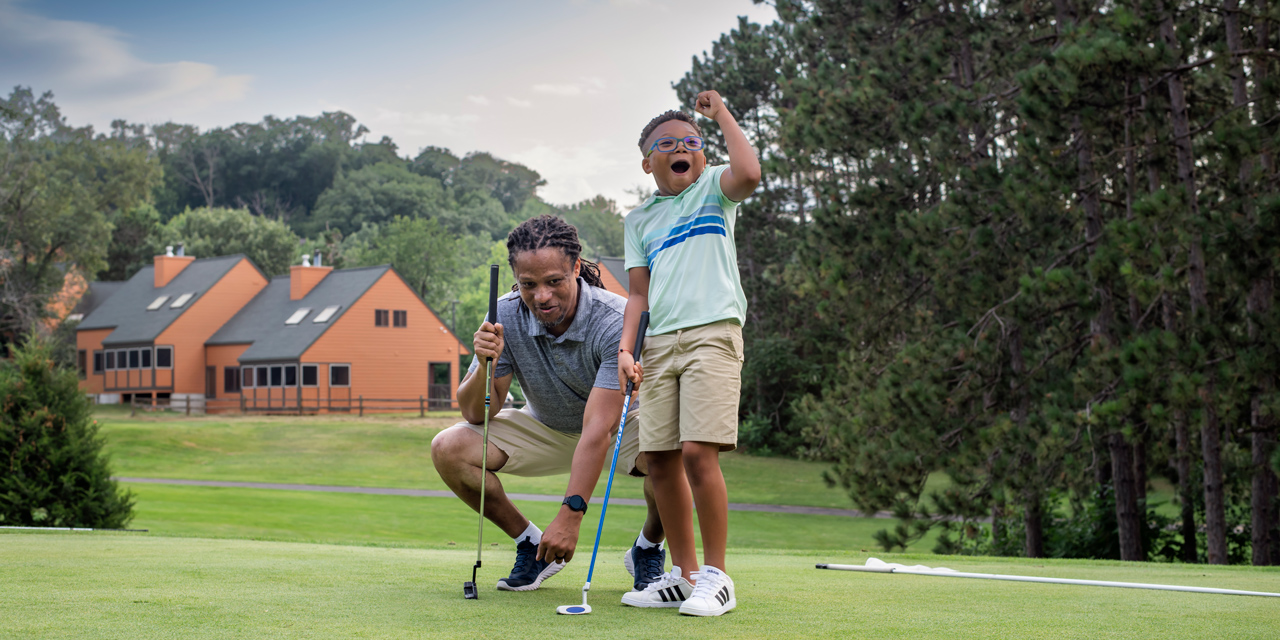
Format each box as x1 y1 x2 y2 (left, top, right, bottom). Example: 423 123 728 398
646 223 728 264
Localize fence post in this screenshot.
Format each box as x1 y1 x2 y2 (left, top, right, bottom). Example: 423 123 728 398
359 395 364 417
420 395 425 417
130 395 136 417
240 393 245 414
186 395 191 416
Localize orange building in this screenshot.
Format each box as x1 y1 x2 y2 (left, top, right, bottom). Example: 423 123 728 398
77 250 468 413
597 257 629 298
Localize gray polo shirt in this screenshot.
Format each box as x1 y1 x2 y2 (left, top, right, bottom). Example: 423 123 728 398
467 279 630 434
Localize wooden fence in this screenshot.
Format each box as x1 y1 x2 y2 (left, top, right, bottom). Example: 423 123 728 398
125 394 522 417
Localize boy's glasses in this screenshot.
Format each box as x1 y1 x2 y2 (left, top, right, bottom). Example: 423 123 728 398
646 136 704 157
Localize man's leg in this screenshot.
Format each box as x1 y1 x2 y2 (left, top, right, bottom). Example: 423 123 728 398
430 425 528 537
641 473 665 543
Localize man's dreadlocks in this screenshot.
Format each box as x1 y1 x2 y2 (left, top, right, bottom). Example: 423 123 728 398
506 214 605 291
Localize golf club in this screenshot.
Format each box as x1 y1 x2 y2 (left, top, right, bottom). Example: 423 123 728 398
557 311 649 615
464 264 500 600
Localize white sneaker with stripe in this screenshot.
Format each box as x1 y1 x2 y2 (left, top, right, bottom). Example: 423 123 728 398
620 565 694 608
679 565 736 617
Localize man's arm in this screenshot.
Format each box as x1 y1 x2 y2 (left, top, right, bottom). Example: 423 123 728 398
536 386 625 563
694 90 761 202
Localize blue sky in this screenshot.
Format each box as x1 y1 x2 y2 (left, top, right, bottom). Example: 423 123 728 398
1 0 776 207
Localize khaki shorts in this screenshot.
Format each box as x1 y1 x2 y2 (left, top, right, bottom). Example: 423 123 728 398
639 319 743 452
446 406 644 477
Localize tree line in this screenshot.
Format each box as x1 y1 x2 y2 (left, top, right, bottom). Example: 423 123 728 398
1 87 629 349
679 0 1279 565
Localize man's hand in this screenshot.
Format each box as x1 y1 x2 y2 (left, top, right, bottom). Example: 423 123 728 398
618 350 643 396
473 321 504 362
694 90 727 122
536 508 583 564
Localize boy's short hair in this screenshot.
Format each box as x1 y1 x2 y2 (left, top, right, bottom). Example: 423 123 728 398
638 110 703 152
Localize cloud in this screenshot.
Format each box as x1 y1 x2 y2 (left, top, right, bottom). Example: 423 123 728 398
532 77 606 97
366 107 479 135
0 1 249 122
509 143 623 205
467 95 491 106
506 97 533 108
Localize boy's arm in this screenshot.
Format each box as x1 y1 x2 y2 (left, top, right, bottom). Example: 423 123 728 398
695 90 761 202
617 267 651 393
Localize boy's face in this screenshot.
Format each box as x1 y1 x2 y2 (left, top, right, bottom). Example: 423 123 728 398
641 120 706 197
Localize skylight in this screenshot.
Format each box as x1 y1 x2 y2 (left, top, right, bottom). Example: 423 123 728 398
169 293 194 308
312 305 340 323
147 296 169 310
285 308 311 325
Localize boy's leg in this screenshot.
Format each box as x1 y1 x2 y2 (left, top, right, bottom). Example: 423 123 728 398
648 448 699 576
683 441 727 571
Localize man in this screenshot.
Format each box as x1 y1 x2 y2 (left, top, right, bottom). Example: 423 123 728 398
431 214 666 593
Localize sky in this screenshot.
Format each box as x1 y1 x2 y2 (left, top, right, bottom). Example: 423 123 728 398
0 0 777 208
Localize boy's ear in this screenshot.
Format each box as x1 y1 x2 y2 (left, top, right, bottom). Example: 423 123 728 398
641 156 653 175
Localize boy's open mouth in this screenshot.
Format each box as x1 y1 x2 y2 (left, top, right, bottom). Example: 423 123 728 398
671 160 691 174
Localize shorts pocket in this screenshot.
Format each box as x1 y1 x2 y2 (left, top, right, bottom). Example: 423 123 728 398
726 323 744 363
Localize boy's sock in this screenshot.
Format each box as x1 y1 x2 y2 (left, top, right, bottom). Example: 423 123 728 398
515 522 542 546
635 531 662 550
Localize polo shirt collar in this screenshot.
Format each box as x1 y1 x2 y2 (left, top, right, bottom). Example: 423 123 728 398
523 277 593 343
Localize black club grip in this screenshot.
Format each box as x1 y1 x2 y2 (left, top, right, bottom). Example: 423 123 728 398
487 265 499 324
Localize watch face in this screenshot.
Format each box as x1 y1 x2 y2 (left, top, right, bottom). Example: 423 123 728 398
564 495 587 512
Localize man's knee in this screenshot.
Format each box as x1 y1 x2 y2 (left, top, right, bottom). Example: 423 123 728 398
431 426 472 467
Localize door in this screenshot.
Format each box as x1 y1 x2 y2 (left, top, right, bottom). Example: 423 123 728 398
205 366 217 399
428 362 451 410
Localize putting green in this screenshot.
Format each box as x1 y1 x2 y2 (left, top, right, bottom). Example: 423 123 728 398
3 532 1277 639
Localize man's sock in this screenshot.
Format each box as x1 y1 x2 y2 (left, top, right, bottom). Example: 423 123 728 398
515 522 542 547
635 530 662 550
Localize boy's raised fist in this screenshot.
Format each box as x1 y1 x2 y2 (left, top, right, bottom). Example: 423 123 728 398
694 90 726 121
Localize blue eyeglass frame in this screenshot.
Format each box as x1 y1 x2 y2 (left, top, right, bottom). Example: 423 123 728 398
646 136 704 157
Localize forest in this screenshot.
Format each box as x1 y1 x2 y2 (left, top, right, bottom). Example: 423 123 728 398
4 0 1279 566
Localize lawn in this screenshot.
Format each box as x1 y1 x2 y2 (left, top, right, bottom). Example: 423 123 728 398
3 532 1277 640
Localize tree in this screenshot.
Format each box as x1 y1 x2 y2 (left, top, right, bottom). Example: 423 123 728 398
308 162 449 236
160 207 301 276
558 196 625 258
346 216 460 308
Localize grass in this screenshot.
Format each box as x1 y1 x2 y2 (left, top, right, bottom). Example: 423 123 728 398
3 532 1278 640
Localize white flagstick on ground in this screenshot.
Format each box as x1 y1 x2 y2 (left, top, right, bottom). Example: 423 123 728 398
816 558 1280 598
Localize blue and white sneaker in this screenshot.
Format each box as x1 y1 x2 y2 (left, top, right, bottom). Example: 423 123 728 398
495 537 563 591
623 538 666 591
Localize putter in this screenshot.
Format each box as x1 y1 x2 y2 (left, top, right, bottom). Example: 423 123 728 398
464 265 501 600
557 311 649 615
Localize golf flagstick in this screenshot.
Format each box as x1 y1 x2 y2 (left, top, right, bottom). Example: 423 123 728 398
464 265 500 600
557 311 649 615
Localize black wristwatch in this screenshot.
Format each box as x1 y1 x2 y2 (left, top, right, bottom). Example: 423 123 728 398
562 495 588 514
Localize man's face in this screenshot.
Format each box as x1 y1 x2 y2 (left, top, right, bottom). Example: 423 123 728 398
641 120 706 197
512 247 581 335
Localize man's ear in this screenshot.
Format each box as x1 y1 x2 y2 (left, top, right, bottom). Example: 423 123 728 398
641 156 653 175
572 258 581 279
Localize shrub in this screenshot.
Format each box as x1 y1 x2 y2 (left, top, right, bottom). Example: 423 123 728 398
0 335 133 528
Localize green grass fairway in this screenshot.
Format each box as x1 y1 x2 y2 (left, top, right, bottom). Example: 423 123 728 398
3 533 1277 640
97 409 852 507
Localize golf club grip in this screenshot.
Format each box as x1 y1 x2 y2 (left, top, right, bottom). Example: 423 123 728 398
487 265 499 362
624 312 649 396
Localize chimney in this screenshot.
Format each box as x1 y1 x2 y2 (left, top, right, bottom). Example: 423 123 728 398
291 252 332 300
155 245 195 288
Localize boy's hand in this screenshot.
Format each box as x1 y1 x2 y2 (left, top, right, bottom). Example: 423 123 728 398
617 351 644 395
694 90 728 122
473 321 504 362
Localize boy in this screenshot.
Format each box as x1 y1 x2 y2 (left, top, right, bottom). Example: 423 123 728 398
617 90 760 617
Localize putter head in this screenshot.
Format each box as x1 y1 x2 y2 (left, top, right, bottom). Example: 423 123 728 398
556 604 591 615
463 581 477 600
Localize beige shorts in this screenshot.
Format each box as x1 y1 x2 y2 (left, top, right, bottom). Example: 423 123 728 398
639 319 743 453
448 407 644 477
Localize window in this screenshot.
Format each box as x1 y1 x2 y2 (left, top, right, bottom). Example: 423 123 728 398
225 367 241 393
93 351 104 374
77 350 87 379
105 351 115 370
394 310 407 327
285 365 297 386
141 348 152 368
313 305 340 323
302 364 318 387
242 367 255 388
170 293 195 308
129 349 140 369
256 366 268 387
270 366 283 387
330 364 350 387
116 350 128 369
155 347 173 368
375 309 389 327
285 308 311 325
146 296 169 311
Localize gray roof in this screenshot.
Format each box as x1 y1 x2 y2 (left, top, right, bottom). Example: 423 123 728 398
206 265 391 363
78 255 247 347
598 257 628 293
71 281 125 317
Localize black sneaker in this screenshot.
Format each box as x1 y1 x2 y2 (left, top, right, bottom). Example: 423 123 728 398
622 538 666 592
495 537 563 591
